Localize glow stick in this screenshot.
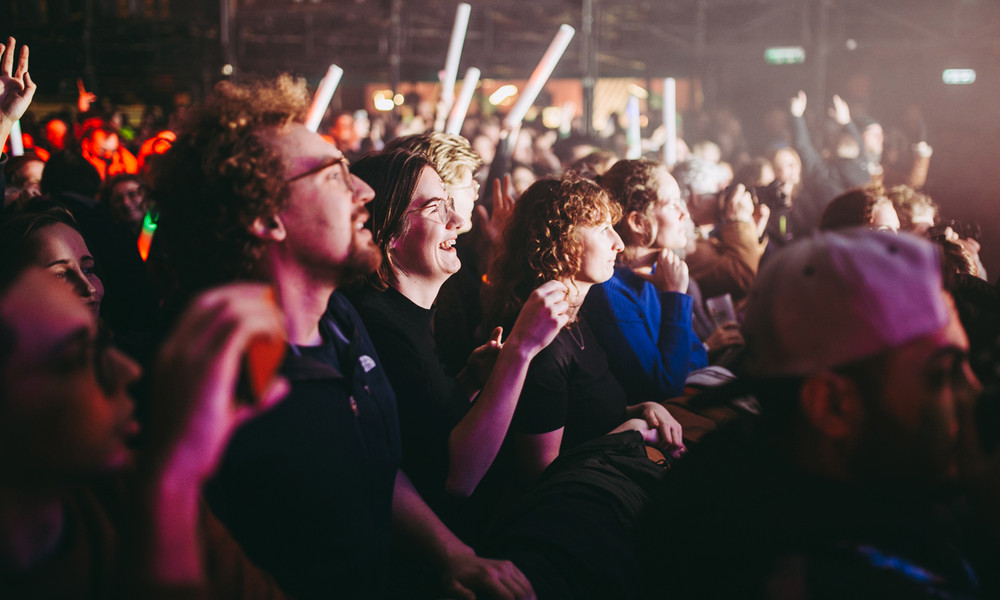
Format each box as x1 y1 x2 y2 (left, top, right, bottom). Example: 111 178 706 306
663 77 677 166
503 24 575 129
626 96 641 159
442 3 471 109
305 65 344 133
138 211 157 262
9 120 24 156
445 67 481 135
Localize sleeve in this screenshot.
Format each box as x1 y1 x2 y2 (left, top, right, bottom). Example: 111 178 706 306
1 152 7 203
686 222 764 302
791 116 825 179
585 280 696 400
511 342 570 435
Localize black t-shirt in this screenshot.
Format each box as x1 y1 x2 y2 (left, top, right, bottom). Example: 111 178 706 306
347 287 471 510
512 319 629 452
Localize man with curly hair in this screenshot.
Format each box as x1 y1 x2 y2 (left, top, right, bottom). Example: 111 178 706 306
154 76 534 600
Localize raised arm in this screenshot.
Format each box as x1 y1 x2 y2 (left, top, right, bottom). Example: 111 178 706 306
138 284 288 589
446 280 569 496
0 37 37 152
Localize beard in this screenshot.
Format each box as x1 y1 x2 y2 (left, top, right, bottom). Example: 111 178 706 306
332 234 382 286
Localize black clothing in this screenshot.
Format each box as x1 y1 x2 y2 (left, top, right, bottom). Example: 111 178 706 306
206 292 402 600
486 431 663 600
637 424 998 599
512 320 629 452
347 286 471 524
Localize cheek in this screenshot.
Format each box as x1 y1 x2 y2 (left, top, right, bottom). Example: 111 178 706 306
5 377 125 473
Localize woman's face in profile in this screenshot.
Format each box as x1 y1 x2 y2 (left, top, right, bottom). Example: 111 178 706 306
29 223 105 317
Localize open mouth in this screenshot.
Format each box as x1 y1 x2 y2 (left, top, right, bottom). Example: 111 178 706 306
439 239 457 251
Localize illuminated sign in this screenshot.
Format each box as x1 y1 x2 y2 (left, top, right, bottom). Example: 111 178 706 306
764 47 806 65
942 69 976 85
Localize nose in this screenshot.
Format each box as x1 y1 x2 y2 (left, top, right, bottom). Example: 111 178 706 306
353 175 375 205
611 229 625 253
447 205 467 230
99 346 143 405
66 267 98 301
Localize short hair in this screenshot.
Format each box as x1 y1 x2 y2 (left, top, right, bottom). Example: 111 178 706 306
887 185 937 234
3 152 44 187
732 157 774 188
486 173 621 324
39 150 102 198
383 132 482 187
100 173 147 205
349 149 435 290
598 158 670 247
819 185 890 231
152 74 309 294
672 157 727 199
569 150 618 179
0 206 82 261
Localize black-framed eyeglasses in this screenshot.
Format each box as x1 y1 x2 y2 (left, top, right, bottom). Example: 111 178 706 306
405 197 457 226
286 155 354 193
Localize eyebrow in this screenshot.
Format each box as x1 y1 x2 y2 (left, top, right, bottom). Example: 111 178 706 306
288 155 346 182
413 196 449 209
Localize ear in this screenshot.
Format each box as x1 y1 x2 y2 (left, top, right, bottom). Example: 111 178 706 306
625 210 649 239
799 372 864 439
250 214 287 242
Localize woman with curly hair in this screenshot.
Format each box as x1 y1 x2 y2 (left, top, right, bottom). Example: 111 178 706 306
346 149 569 536
581 159 716 402
487 173 685 483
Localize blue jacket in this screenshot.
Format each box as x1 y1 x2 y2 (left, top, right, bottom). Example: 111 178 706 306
583 266 707 401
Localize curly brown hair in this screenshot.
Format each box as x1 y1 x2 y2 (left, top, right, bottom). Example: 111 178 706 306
486 172 621 325
819 184 890 231
152 74 309 294
598 158 670 248
887 185 937 234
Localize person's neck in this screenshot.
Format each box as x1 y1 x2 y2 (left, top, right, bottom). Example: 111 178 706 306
265 258 336 347
0 489 65 571
620 246 658 271
392 272 447 310
565 280 593 321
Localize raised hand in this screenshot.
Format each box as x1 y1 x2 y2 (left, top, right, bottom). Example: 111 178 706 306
723 183 754 223
145 283 289 482
476 173 516 244
830 94 851 126
506 279 571 358
0 37 37 140
790 90 807 118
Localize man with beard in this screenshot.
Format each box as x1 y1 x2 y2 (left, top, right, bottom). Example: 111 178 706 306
638 228 1000 598
153 75 533 600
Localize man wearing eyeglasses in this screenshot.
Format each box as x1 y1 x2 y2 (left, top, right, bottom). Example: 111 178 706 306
154 76 534 600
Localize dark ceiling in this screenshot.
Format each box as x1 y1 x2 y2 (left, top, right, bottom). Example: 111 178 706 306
6 0 1000 103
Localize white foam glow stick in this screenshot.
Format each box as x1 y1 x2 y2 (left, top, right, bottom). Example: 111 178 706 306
626 95 641 159
663 77 677 166
503 24 575 130
445 67 481 135
305 65 344 133
9 120 24 156
442 3 471 109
